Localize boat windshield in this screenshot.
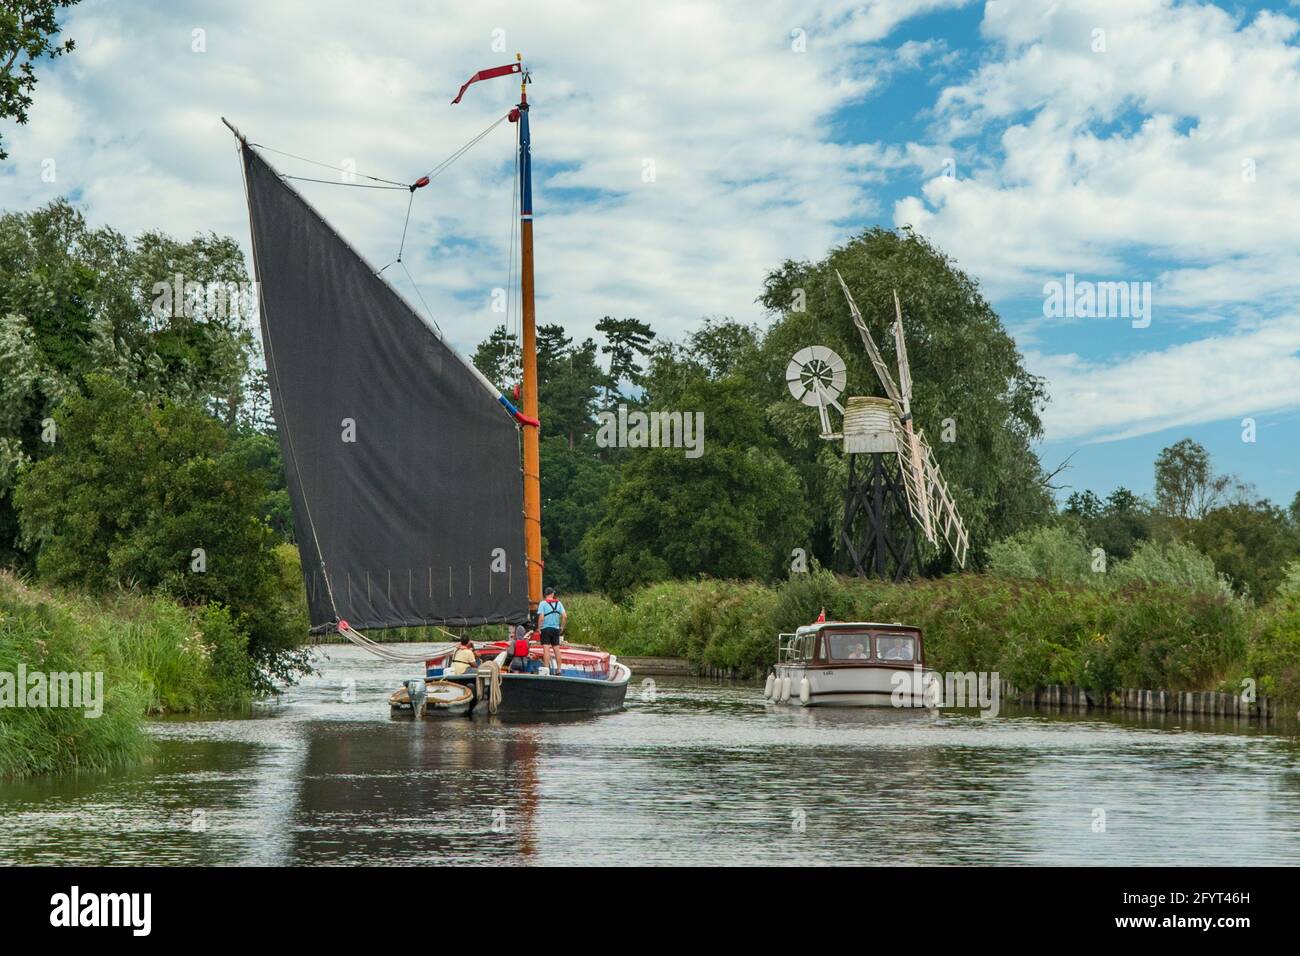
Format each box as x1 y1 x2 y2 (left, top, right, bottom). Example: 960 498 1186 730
825 632 872 661
876 634 916 661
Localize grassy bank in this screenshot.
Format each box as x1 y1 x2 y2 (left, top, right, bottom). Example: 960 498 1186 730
0 572 256 778
562 570 1300 708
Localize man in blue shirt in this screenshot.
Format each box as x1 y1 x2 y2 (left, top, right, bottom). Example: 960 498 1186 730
536 586 566 674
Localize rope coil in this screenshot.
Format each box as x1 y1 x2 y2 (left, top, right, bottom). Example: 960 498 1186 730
475 660 503 714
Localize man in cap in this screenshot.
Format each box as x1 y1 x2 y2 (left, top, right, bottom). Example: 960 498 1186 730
536 586 567 674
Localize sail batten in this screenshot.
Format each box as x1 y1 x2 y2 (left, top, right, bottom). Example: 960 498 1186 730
240 144 528 632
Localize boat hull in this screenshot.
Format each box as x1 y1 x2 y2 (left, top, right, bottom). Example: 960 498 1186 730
444 663 631 716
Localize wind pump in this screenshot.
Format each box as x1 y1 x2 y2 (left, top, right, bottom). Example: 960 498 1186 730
786 272 969 580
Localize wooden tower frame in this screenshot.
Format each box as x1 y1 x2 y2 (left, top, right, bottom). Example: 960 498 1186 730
841 451 921 581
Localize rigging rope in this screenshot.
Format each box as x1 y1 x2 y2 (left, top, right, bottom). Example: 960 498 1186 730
249 142 411 187
396 190 416 263
398 259 443 335
337 621 458 664
421 112 511 183
279 175 408 190
372 110 514 328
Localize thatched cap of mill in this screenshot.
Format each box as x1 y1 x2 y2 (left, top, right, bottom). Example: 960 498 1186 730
842 396 899 454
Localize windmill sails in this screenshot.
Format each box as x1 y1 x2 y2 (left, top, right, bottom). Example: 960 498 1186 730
834 271 970 568
241 145 527 632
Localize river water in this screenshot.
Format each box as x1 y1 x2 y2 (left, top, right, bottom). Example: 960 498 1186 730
2 645 1298 866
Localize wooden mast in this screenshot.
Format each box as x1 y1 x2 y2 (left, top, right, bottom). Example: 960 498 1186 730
516 54 543 613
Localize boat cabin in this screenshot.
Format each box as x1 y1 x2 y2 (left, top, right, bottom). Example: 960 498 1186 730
778 622 924 668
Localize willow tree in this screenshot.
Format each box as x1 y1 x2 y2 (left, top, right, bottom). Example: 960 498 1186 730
759 226 1052 570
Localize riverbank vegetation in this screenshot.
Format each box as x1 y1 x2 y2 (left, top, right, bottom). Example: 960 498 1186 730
564 563 1298 708
0 201 308 776
0 571 256 777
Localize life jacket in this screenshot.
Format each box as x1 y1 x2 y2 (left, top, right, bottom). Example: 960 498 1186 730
507 637 533 673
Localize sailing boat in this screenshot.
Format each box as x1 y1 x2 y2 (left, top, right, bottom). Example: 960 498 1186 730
224 55 631 716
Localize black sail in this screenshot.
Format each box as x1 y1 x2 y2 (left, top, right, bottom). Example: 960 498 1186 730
241 144 527 632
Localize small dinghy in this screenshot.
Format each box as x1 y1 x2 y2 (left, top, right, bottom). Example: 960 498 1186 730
389 679 473 718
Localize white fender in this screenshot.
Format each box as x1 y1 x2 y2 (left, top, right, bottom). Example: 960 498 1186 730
764 674 775 699
780 676 792 702
799 677 811 705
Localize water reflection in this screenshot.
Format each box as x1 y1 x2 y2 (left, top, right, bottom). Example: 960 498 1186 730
0 646 1297 865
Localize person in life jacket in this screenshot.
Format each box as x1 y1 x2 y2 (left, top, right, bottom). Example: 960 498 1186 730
536 586 566 674
505 623 533 673
449 635 478 675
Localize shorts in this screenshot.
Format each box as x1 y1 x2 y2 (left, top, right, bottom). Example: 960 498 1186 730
540 627 561 646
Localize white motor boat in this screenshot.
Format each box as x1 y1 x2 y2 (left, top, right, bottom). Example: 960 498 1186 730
765 621 938 708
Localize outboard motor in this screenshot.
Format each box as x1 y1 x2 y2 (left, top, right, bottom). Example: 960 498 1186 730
405 678 427 717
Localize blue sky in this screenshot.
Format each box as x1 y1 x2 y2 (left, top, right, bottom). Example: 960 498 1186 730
2 0 1298 508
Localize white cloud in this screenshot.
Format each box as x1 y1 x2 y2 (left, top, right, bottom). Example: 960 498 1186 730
5 0 1296 461
889 0 1300 446
0 0 967 356
1032 312 1300 442
896 0 1300 299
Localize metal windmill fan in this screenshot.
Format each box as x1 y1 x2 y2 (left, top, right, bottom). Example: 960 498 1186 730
786 345 846 437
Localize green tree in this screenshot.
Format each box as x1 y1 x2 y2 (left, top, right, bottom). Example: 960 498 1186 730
13 376 302 682
582 376 809 596
1063 486 1151 562
1188 500 1297 600
536 324 603 447
595 316 655 402
685 318 762 380
473 325 611 587
987 525 1094 583
229 430 295 542
1154 438 1232 520
759 226 1053 569
642 318 763 408
1063 490 1103 522
1248 562 1300 701
1108 539 1233 599
0 202 260 563
0 0 79 160
471 324 519 392
127 230 258 424
539 436 615 591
